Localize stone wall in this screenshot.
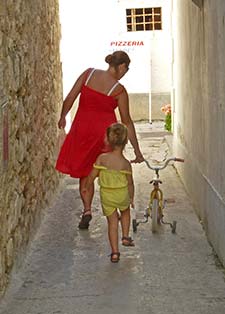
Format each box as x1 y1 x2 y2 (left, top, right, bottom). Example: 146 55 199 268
128 93 171 121
172 0 225 266
0 0 62 295
128 93 150 121
151 92 171 120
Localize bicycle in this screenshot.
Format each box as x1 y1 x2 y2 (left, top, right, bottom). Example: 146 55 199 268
132 157 184 234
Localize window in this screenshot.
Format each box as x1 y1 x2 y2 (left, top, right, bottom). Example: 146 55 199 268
126 7 162 32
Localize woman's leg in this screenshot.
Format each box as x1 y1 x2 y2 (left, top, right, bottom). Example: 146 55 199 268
79 177 94 212
78 177 94 229
106 210 119 254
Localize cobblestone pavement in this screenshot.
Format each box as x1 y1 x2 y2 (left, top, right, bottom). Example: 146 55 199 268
0 122 225 314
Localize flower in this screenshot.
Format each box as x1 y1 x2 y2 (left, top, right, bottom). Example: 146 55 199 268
161 104 171 132
161 104 171 115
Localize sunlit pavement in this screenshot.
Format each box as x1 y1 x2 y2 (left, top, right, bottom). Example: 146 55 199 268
0 121 225 314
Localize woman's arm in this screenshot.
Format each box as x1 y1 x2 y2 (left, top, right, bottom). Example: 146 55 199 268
117 88 144 163
58 69 89 129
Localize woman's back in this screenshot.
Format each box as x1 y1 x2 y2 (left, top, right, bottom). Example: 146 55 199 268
56 69 122 178
85 69 123 97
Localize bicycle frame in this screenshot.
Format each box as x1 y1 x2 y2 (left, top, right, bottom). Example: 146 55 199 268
132 157 184 233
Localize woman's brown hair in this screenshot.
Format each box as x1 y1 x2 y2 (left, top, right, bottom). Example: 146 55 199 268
105 50 130 69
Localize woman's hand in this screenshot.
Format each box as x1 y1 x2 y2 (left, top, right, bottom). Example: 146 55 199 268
130 151 144 163
58 116 66 129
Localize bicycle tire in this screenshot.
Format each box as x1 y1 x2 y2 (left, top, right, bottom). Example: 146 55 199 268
151 199 158 233
171 220 177 233
132 219 137 233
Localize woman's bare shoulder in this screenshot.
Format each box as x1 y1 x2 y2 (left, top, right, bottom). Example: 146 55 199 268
76 68 93 84
113 83 127 98
80 67 93 77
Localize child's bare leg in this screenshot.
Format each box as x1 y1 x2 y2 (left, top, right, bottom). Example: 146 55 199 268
106 210 119 253
120 208 130 238
120 208 135 246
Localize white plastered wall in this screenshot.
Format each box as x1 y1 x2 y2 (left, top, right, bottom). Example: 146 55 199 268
172 0 225 266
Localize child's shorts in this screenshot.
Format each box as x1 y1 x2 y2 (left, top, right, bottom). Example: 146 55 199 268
100 187 130 216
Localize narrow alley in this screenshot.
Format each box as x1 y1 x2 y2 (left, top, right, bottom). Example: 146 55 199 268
0 123 224 314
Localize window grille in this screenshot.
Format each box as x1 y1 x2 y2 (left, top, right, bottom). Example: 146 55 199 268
126 7 162 32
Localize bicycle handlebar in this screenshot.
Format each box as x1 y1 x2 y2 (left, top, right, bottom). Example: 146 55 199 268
174 157 184 162
144 157 184 171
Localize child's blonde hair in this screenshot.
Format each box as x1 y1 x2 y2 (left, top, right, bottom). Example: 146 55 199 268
106 123 128 149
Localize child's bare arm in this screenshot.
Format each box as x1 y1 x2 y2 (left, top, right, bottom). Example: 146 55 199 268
85 168 99 190
83 155 102 192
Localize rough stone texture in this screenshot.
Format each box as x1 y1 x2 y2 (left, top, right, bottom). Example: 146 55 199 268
128 93 149 121
172 0 225 266
151 92 171 120
0 0 62 295
128 93 170 121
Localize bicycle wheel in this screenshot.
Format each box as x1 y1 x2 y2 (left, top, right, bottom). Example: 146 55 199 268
151 199 158 233
171 220 177 233
132 219 137 233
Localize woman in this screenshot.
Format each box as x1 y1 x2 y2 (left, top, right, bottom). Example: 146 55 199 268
56 50 144 229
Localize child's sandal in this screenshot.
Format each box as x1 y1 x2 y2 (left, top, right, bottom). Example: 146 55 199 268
122 236 135 247
110 252 120 263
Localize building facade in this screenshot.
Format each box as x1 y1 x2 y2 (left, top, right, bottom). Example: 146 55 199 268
116 0 173 121
60 0 173 123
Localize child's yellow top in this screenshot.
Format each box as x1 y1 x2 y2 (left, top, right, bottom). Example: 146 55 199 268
94 164 132 216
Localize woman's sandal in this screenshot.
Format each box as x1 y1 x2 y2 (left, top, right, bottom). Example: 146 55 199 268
110 252 120 263
78 210 92 229
122 236 135 247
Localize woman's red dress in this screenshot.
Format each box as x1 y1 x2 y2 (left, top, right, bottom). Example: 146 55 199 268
55 83 119 178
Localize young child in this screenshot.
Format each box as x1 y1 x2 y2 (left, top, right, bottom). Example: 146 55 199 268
83 123 135 263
